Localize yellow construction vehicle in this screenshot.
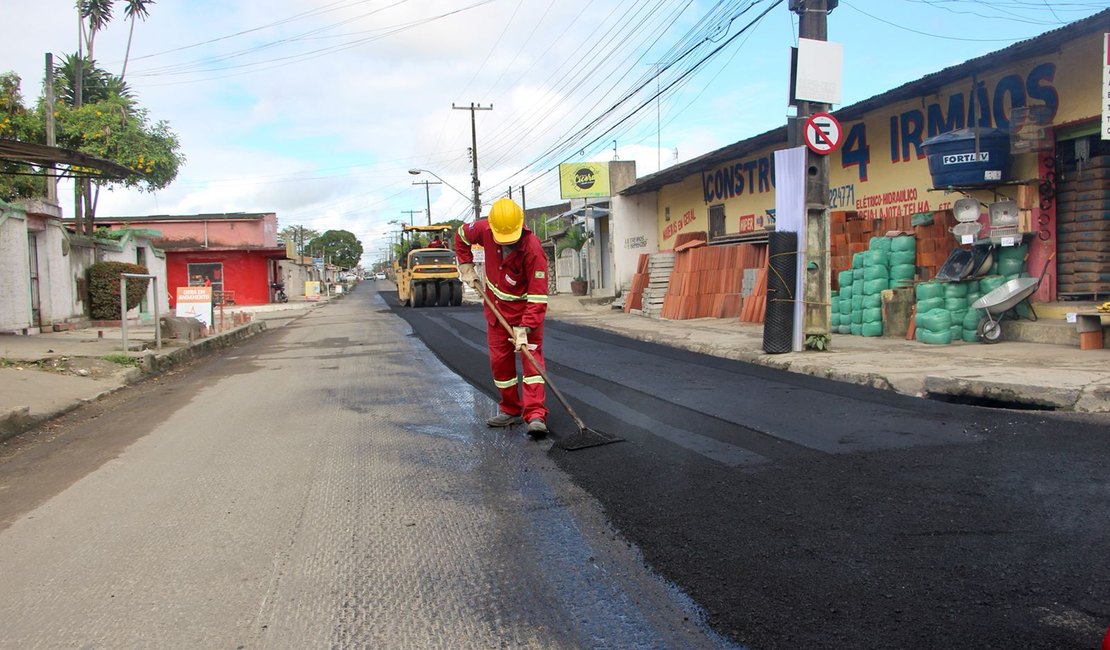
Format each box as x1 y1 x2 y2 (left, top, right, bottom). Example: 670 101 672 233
394 224 464 307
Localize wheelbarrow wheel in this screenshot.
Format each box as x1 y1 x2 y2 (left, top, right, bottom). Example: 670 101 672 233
977 316 1002 344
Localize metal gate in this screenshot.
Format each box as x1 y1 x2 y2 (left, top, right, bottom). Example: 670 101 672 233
27 233 41 328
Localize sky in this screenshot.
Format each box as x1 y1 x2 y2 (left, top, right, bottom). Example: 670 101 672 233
1 0 1107 267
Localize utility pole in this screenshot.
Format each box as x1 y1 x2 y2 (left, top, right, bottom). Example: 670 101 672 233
412 180 440 225
452 102 492 221
402 209 420 226
44 53 57 203
794 0 833 339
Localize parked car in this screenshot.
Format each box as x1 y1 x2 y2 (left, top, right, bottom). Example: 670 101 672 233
375 272 386 280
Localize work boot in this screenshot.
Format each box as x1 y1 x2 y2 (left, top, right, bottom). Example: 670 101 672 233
486 412 523 428
526 419 549 438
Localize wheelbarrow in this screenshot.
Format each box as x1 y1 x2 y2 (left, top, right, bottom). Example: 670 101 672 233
971 253 1054 343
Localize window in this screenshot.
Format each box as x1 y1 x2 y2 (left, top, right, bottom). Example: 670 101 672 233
709 204 725 239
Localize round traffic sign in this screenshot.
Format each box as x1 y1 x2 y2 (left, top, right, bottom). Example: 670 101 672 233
803 112 842 155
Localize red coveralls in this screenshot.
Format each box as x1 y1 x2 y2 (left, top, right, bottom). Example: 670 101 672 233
455 219 549 422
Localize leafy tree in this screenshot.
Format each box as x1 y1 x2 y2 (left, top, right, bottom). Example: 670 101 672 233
0 73 46 200
120 0 154 81
278 225 320 255
312 230 363 269
0 57 185 229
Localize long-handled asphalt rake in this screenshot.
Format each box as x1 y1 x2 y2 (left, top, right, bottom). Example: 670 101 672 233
476 286 623 451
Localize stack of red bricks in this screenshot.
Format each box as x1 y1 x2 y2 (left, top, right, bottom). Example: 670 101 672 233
829 209 955 289
623 253 651 313
661 242 767 320
911 209 957 281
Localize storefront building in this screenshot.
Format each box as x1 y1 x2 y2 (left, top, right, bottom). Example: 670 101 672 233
616 10 1110 310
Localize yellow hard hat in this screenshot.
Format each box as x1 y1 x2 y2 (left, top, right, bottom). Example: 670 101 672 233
488 198 524 244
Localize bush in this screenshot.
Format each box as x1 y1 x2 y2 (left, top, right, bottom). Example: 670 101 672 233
88 261 149 320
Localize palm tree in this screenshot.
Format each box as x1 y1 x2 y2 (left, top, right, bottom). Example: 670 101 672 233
120 0 154 81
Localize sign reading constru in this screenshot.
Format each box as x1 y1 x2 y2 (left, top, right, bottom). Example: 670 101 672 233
559 162 611 199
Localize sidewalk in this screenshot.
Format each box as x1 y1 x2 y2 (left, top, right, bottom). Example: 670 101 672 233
2 287 1108 443
542 294 1110 414
0 299 326 441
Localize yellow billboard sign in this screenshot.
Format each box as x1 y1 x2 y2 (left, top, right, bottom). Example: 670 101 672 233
559 162 610 199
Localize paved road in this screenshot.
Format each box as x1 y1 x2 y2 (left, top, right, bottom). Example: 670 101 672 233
388 286 1110 649
0 286 732 649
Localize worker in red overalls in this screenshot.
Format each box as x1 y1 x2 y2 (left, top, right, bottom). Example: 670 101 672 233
455 198 549 437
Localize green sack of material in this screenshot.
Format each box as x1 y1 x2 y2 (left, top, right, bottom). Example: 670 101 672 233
852 252 866 269
965 291 980 307
841 298 852 315
962 328 980 343
869 237 892 253
915 327 924 342
915 282 943 301
1015 300 1034 319
864 264 889 281
944 282 969 298
863 307 883 323
840 284 853 301
890 264 915 283
919 329 953 345
839 325 852 335
890 236 916 253
916 308 952 332
996 244 1028 277
850 323 862 336
861 322 884 337
852 294 864 311
863 294 882 309
831 312 841 327
838 270 854 287
864 278 889 295
853 268 865 282
950 309 968 330
917 296 944 313
945 297 968 312
911 212 935 227
978 275 1007 297
851 309 863 325
950 324 963 340
866 249 889 268
962 308 983 330
890 250 916 266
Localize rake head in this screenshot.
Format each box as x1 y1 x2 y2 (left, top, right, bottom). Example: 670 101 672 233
554 426 624 451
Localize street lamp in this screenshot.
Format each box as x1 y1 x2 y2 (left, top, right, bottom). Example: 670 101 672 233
409 168 479 220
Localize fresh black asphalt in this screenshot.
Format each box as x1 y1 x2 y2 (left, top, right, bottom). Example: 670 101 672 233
382 286 1110 649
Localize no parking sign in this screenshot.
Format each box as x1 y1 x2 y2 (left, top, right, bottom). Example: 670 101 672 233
803 112 842 155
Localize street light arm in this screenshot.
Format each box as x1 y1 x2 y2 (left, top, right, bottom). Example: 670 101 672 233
408 168 472 204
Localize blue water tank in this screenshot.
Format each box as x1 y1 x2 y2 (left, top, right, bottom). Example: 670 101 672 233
923 127 1012 188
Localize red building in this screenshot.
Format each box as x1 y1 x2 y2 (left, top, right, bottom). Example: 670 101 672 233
98 212 288 306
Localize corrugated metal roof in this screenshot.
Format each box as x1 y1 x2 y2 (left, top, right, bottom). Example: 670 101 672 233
621 8 1110 197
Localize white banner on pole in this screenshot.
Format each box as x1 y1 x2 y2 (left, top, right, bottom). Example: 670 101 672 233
773 146 807 352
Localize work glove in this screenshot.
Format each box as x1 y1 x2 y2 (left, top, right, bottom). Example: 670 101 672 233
458 263 482 292
512 326 531 351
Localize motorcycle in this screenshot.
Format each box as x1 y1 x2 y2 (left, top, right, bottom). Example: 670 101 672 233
271 282 288 303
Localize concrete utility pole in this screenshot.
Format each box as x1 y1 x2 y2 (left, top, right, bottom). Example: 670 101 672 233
412 180 440 224
452 102 492 221
44 53 57 203
402 210 421 226
794 0 834 339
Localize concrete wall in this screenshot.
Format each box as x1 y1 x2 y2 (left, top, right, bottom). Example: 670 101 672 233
0 202 31 332
611 191 659 292
97 232 170 320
